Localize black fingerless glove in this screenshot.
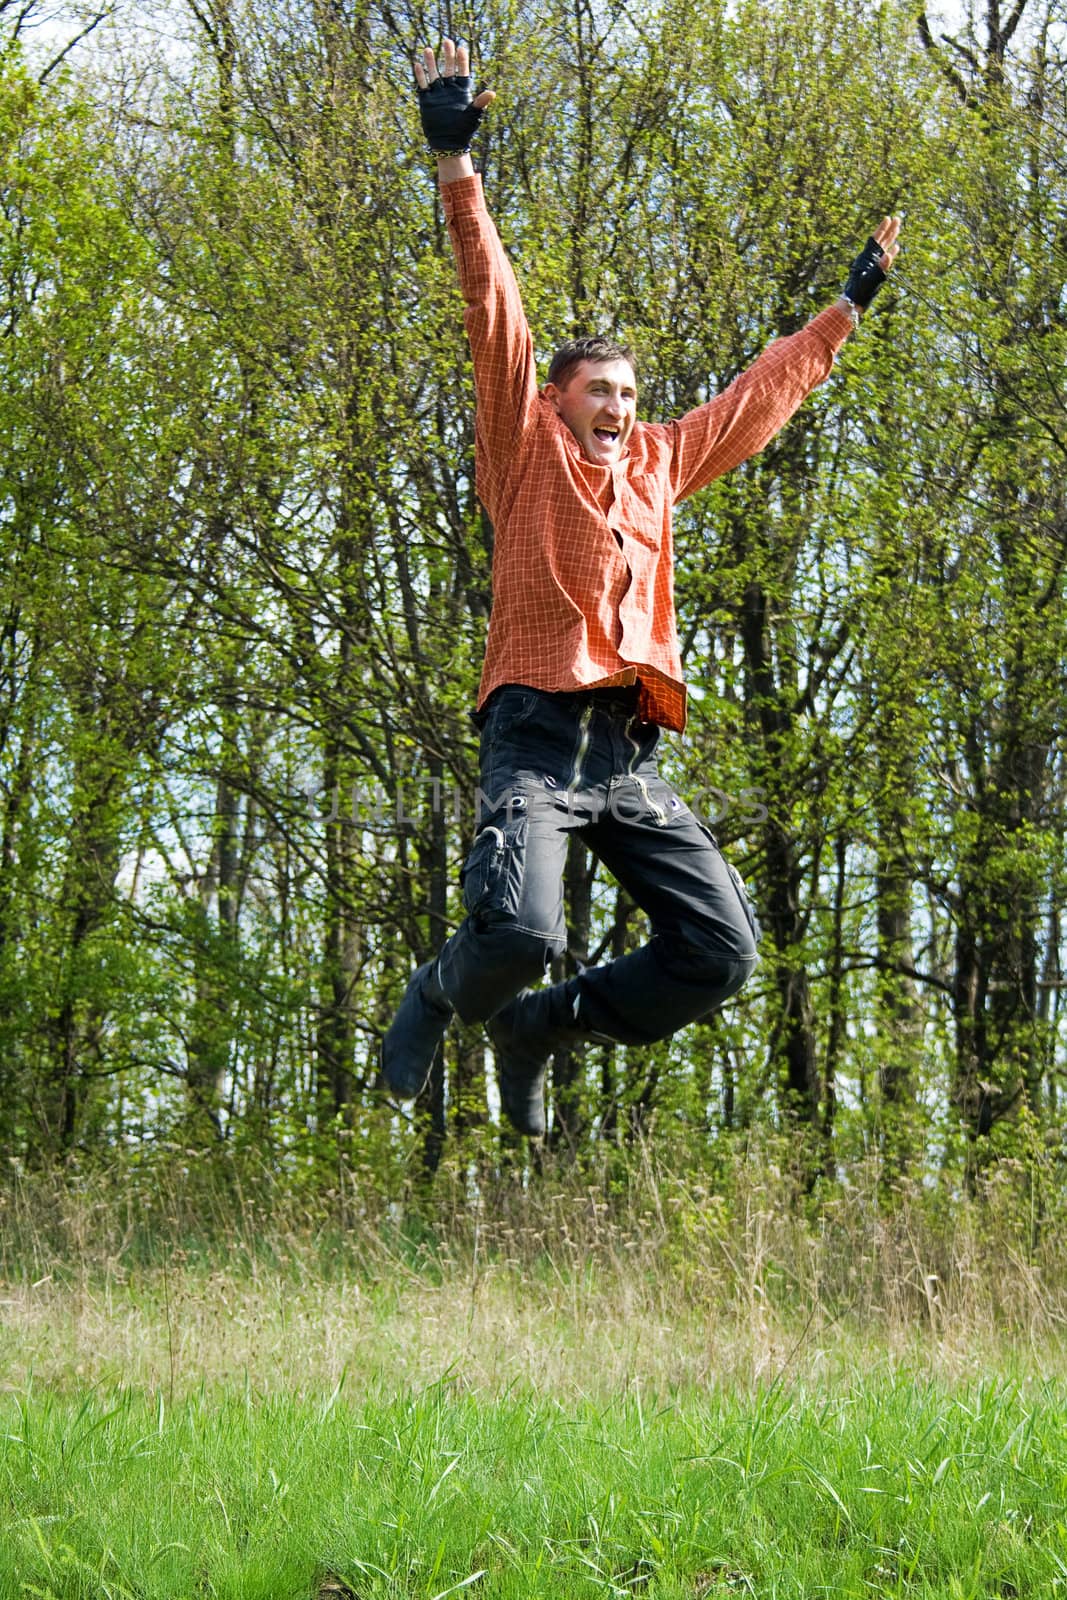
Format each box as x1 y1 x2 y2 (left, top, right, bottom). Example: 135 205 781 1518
843 237 888 310
418 74 487 153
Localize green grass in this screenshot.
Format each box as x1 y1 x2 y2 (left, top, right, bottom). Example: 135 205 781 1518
5 1152 1067 1596
3 1376 1067 1598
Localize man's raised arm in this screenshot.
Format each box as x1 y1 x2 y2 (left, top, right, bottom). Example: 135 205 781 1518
666 214 903 503
415 41 540 502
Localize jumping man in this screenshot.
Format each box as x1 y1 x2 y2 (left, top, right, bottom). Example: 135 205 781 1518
382 41 901 1136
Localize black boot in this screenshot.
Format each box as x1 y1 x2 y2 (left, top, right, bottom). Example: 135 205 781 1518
380 961 452 1099
487 983 581 1137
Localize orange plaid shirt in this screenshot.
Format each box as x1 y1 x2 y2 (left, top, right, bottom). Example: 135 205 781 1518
443 175 853 732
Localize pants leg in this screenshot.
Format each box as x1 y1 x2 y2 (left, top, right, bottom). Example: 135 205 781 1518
573 766 759 1045
436 687 585 1023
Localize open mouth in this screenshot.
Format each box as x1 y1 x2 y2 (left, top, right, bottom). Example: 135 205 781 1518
593 427 619 444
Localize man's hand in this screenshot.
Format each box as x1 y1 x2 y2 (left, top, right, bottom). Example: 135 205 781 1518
842 215 902 311
415 39 495 155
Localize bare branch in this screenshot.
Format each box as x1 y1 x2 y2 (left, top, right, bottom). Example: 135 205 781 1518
184 0 221 51
941 32 980 73
38 7 116 83
1000 0 1031 49
916 9 972 102
2 1 41 43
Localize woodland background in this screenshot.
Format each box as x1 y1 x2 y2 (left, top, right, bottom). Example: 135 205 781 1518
1 0 1065 1196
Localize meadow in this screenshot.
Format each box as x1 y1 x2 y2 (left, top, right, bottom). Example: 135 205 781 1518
3 1150 1067 1599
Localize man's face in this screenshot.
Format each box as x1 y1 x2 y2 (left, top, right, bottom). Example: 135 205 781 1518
545 358 637 467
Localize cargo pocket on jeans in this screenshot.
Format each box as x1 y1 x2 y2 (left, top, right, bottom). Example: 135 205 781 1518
460 825 505 917
460 799 529 922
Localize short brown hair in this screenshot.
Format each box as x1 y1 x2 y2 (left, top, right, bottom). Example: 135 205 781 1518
546 336 636 390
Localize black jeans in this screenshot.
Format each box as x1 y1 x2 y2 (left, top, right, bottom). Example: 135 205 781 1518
436 685 759 1043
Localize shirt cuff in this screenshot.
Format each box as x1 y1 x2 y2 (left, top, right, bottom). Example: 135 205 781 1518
440 173 485 221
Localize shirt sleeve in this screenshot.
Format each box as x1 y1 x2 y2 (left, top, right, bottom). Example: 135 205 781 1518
665 304 854 503
441 175 540 502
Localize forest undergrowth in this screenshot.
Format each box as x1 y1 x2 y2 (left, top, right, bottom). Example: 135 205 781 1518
3 1137 1065 1399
